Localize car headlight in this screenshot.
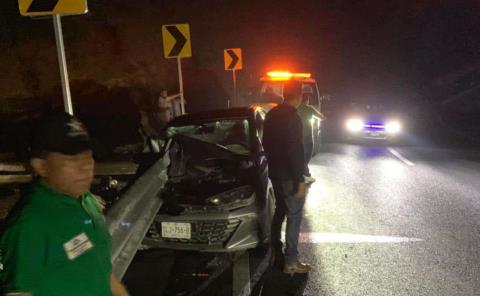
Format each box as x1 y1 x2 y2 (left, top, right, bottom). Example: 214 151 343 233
385 121 401 134
346 119 364 132
206 185 254 206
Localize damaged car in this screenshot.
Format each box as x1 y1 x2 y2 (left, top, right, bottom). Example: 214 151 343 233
142 107 276 252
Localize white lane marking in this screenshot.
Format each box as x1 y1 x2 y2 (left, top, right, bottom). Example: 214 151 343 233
248 248 271 292
283 232 423 244
232 251 251 296
387 147 415 166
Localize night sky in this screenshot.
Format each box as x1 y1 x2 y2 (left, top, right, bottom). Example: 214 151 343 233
2 0 480 109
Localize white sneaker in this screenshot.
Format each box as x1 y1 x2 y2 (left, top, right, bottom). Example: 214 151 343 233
304 176 316 183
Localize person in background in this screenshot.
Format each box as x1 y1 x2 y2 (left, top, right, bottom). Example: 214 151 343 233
297 93 324 183
0 111 130 296
262 81 312 275
132 87 164 151
157 89 182 121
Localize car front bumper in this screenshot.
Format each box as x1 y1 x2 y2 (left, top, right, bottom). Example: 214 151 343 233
141 203 261 252
348 128 401 140
360 129 387 139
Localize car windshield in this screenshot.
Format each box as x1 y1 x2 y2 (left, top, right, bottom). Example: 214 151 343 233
259 81 320 106
259 83 284 104
347 102 400 117
167 118 250 155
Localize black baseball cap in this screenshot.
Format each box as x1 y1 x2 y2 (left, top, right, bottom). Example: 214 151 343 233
30 111 92 158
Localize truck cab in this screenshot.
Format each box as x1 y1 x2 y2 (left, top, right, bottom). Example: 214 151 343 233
250 71 325 153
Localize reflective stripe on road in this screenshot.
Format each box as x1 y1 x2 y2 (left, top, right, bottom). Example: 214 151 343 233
388 147 415 166
296 232 424 244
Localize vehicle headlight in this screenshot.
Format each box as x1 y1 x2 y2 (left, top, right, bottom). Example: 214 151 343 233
206 185 254 206
385 121 401 134
346 119 364 132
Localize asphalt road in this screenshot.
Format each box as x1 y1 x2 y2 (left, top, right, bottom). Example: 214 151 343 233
125 142 480 296
300 143 480 296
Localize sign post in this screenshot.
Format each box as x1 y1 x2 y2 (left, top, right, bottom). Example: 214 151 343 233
162 24 192 115
232 70 237 107
177 57 185 114
224 48 242 108
18 0 89 115
53 14 73 115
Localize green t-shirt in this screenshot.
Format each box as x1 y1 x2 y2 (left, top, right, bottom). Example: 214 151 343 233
0 182 113 296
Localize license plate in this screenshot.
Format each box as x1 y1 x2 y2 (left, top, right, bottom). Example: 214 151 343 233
161 222 191 239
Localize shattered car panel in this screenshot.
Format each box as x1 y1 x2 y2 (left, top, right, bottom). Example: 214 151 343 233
167 119 251 155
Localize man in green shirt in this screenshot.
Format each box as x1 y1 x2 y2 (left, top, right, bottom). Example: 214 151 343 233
0 111 130 296
297 93 324 183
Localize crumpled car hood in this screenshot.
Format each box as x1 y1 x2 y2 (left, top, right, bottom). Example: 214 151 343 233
160 135 252 208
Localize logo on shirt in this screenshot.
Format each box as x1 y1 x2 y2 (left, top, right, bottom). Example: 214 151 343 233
63 232 93 260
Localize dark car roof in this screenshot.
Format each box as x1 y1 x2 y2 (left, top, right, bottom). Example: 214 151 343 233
168 107 255 127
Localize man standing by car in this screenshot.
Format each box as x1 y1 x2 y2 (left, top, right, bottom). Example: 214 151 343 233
263 81 311 275
0 111 130 296
297 93 324 183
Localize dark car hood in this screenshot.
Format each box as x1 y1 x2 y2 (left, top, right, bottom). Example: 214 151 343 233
364 114 387 124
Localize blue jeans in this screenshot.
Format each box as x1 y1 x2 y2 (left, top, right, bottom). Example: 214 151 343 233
270 179 306 264
304 139 313 176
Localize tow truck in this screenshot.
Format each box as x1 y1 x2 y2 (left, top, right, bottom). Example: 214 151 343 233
249 71 325 153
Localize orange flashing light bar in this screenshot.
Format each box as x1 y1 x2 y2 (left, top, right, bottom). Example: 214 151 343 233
249 103 278 111
266 71 311 81
250 104 263 111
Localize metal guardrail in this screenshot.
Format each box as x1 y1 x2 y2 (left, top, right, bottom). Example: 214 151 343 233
106 148 170 279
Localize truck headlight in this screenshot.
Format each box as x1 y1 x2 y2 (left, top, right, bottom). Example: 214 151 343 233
385 121 401 134
346 118 364 132
206 185 254 206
